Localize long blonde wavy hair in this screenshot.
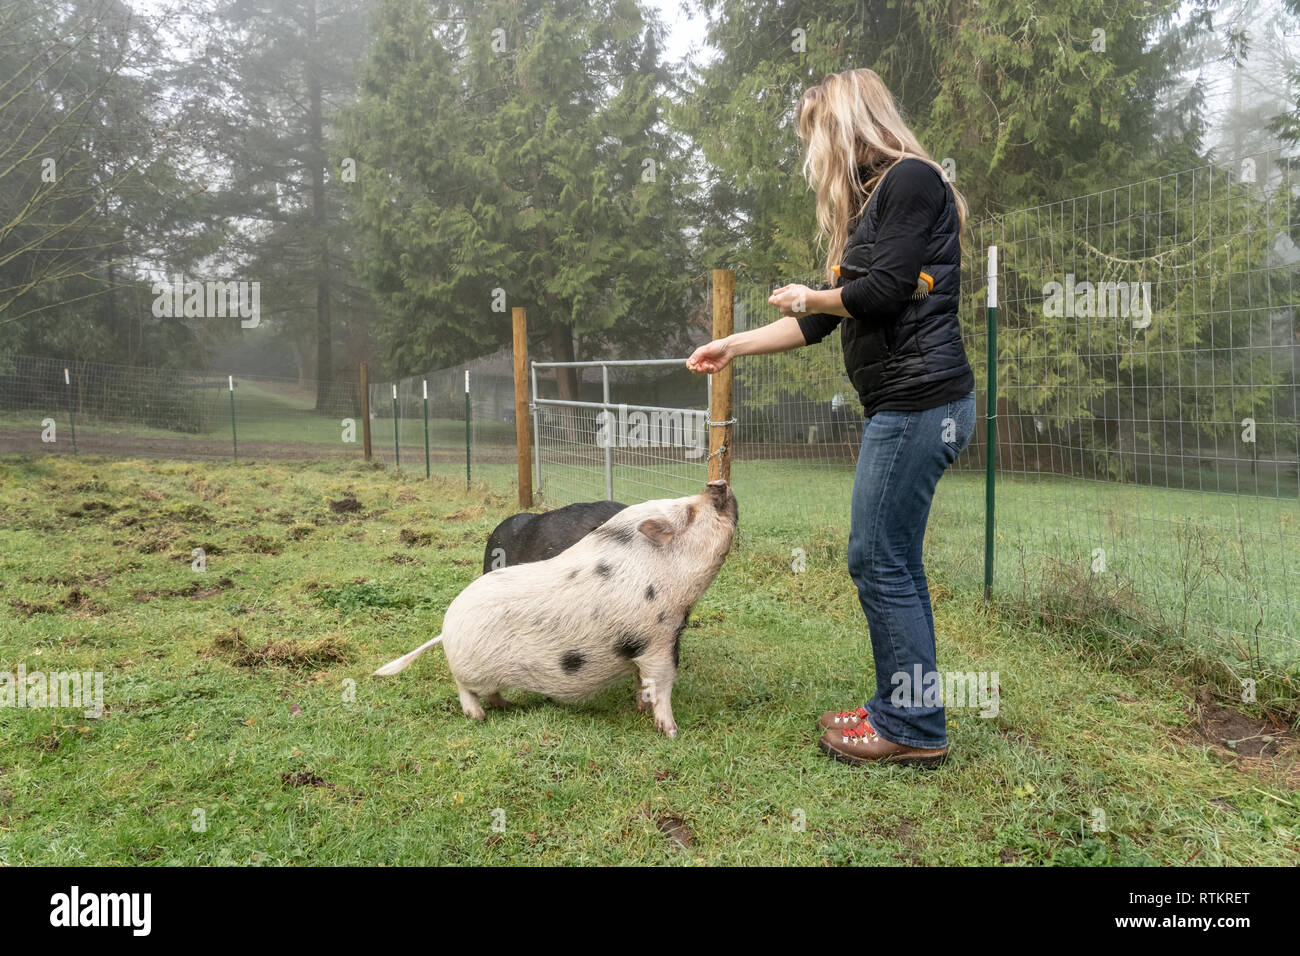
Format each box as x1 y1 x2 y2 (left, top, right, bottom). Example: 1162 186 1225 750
795 68 968 286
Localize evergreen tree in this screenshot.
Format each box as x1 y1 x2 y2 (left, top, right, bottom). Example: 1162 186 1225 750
342 0 694 402
173 0 380 403
0 0 212 366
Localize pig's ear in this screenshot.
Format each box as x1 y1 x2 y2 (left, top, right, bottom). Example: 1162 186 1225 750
637 517 675 547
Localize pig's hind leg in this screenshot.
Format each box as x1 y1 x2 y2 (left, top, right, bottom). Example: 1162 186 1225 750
456 684 487 721
483 692 514 709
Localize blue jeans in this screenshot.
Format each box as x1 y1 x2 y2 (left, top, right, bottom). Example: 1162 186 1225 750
847 391 976 749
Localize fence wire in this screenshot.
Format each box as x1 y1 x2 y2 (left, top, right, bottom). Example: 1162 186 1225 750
525 150 1299 674
532 360 710 506
367 346 519 487
968 148 1298 669
0 354 362 461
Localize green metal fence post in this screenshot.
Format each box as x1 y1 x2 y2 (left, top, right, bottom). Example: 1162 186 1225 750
391 384 400 470
464 369 471 490
229 375 237 462
983 245 998 601
423 379 430 479
64 367 77 456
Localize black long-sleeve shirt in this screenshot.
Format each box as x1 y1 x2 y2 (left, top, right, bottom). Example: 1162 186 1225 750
796 159 949 345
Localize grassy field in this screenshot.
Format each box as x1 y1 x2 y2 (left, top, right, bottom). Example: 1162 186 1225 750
0 454 1296 865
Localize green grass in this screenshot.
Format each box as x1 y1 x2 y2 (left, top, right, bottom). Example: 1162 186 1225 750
0 455 1296 865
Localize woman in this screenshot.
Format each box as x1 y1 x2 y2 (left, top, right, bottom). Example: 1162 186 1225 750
686 69 975 768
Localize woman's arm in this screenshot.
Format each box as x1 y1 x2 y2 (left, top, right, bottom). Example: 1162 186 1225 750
768 283 850 319
686 315 807 373
725 314 809 356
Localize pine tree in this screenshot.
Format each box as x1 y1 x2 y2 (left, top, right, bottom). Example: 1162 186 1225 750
343 0 695 396
173 0 379 405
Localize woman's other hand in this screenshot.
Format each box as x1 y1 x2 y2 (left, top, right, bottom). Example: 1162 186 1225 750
769 284 816 317
686 338 731 374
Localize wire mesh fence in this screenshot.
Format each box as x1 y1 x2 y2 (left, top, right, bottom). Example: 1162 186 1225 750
0 354 363 461
728 276 988 589
367 345 520 488
969 147 1299 671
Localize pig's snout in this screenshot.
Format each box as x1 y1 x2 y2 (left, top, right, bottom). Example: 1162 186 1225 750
705 479 738 521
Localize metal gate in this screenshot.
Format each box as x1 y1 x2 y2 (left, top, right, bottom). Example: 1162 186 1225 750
530 358 710 506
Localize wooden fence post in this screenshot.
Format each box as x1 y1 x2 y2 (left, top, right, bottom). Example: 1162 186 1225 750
513 307 533 508
709 269 735 483
359 361 372 461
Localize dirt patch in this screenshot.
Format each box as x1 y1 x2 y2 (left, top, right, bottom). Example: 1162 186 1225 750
329 493 362 514
162 503 212 524
135 535 169 554
20 570 112 587
239 534 281 555
208 627 350 669
651 812 693 849
399 528 433 547
441 506 483 521
281 770 330 789
384 553 420 565
1177 692 1296 761
61 587 107 616
11 598 57 616
133 577 234 602
58 499 117 518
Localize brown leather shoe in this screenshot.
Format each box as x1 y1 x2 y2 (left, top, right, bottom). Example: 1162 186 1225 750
818 705 869 730
818 717 948 768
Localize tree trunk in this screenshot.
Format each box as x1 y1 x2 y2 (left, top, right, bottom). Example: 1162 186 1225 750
550 320 579 442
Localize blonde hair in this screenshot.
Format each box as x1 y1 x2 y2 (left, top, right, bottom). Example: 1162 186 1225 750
795 68 968 285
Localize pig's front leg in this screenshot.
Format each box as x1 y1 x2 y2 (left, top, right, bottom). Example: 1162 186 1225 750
636 657 678 738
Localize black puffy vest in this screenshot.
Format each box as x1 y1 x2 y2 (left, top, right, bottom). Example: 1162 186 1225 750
837 160 972 415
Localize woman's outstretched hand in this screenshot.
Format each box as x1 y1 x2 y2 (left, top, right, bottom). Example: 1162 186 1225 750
769 284 816 317
686 338 730 374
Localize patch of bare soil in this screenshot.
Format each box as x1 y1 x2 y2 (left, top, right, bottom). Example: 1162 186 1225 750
329 493 362 514
281 771 330 789
132 577 234 602
647 810 693 849
10 587 107 617
238 533 281 555
1176 692 1299 788
19 570 114 588
11 597 57 616
60 587 107 616
208 627 350 669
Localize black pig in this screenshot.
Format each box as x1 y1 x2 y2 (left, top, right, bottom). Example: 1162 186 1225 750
482 500 627 573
